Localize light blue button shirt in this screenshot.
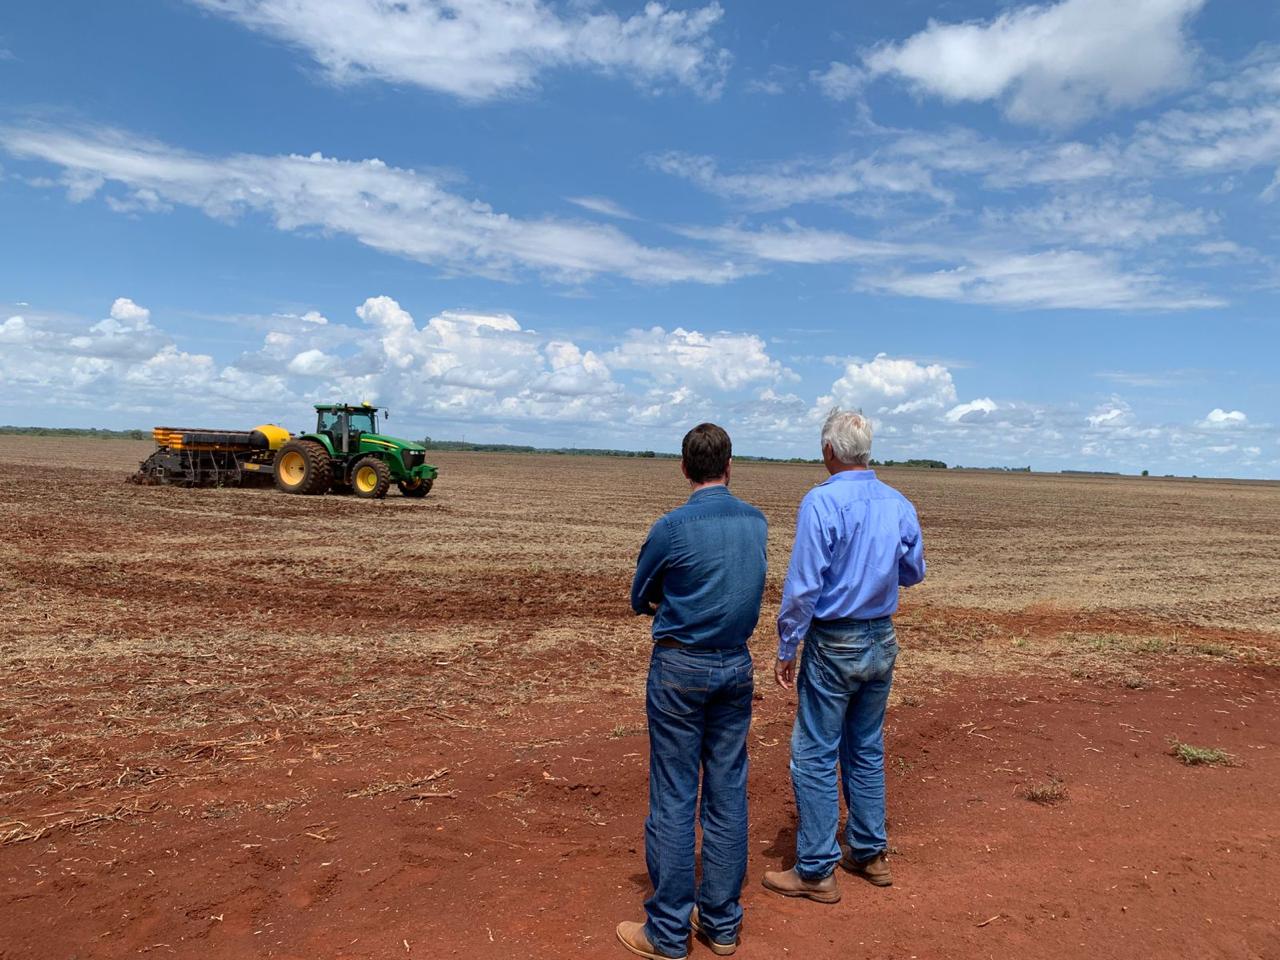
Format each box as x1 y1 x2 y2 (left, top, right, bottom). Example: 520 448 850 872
776 470 925 661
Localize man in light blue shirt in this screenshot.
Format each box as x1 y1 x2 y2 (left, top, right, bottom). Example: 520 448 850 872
762 408 925 903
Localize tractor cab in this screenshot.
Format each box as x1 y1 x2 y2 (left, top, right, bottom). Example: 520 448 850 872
315 403 381 454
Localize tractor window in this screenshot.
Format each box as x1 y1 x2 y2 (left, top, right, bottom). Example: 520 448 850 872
348 411 377 435
317 411 342 434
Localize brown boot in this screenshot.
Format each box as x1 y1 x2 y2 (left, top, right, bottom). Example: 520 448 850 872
615 921 688 960
689 906 738 956
761 867 841 903
840 850 892 887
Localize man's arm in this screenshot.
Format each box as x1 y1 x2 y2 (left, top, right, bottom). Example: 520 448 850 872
630 519 670 616
775 496 832 683
898 502 926 587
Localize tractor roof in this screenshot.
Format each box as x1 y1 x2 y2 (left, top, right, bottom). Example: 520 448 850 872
313 402 378 412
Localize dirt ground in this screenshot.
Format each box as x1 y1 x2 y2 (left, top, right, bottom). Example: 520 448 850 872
1 437 1277 959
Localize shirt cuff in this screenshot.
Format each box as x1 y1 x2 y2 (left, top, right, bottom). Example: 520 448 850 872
776 633 800 662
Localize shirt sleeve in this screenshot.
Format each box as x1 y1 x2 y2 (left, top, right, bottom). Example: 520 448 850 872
631 518 670 616
776 495 831 661
897 501 926 587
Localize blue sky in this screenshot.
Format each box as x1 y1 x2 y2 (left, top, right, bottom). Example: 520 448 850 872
1 0 1277 475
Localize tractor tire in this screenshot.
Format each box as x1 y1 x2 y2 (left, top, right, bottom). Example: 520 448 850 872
351 456 392 499
273 440 332 495
398 478 433 498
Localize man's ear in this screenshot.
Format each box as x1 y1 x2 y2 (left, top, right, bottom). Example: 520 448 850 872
724 458 732 483
680 459 690 481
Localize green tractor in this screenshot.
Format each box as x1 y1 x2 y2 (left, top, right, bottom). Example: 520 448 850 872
274 403 437 499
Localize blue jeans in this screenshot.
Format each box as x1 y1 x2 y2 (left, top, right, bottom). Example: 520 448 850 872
789 617 897 880
644 645 754 957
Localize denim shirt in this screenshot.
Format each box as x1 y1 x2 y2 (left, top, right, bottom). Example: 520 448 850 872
776 470 925 661
631 485 768 650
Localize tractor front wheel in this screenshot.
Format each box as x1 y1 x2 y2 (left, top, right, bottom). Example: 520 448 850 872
398 478 433 498
351 456 392 499
274 440 332 495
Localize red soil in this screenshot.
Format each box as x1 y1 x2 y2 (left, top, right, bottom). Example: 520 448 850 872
2 659 1276 960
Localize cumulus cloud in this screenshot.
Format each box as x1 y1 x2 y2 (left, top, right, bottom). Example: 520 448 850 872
0 299 290 413
1087 400 1133 428
864 0 1206 126
945 397 998 423
1201 408 1247 428
188 0 730 101
0 125 744 286
607 326 790 391
287 348 338 376
4 297 1275 475
822 354 958 416
109 297 151 323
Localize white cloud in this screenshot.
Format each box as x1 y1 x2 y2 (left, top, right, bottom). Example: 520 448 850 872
0 315 34 344
1087 401 1132 428
565 195 637 220
822 353 958 416
189 0 730 101
811 61 865 101
945 397 997 422
1 125 744 286
683 223 913 264
651 150 949 208
990 193 1215 248
607 325 789 391
865 249 1224 311
287 348 338 376
0 300 290 413
110 297 151 323
1201 408 1247 428
864 0 1206 126
4 297 1275 476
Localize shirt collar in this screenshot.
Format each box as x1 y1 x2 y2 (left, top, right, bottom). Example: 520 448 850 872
823 469 877 484
688 484 731 501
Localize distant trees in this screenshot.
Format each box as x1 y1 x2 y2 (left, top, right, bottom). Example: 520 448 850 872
872 458 948 469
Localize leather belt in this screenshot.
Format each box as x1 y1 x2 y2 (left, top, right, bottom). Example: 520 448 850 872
653 638 748 653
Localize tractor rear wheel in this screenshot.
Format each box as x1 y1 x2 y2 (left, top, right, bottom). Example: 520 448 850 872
398 478 433 498
274 440 332 495
351 456 392 499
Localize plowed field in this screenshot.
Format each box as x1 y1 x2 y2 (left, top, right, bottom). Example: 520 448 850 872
1 438 1277 959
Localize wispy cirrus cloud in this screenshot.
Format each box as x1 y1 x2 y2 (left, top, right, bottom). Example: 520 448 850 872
188 0 731 101
650 149 950 209
0 125 745 286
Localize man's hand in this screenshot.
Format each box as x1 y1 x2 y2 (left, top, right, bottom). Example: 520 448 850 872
774 657 795 690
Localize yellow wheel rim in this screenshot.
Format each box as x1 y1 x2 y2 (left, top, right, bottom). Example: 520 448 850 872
279 451 305 486
403 479 421 490
355 466 378 493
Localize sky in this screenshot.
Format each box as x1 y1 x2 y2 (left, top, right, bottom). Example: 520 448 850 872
1 0 1277 476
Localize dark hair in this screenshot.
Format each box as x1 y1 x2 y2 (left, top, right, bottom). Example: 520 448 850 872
682 423 732 483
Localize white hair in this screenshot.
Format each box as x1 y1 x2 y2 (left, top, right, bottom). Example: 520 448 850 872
821 407 873 466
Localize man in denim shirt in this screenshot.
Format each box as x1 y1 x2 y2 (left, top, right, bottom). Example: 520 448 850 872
762 408 925 903
617 423 767 960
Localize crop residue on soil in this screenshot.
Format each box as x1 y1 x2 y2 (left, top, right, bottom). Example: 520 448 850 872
1 438 1277 959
